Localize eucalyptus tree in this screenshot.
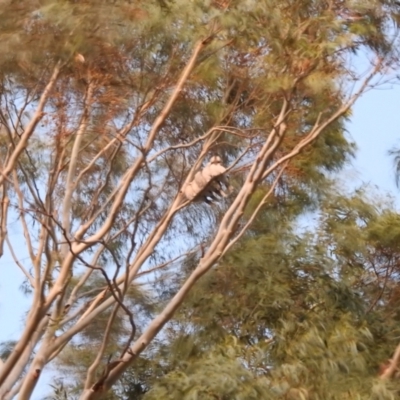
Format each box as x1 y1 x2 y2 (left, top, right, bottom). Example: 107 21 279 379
57 190 400 400
140 190 400 400
0 0 400 399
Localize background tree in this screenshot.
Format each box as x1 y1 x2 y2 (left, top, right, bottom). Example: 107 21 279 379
146 189 400 400
1 0 400 399
55 188 400 400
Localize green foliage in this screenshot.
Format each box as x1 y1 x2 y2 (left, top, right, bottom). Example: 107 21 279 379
53 189 400 399
144 350 272 400
2 0 400 398
137 190 400 400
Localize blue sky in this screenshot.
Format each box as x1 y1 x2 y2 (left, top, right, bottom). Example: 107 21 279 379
343 84 400 202
1 83 400 398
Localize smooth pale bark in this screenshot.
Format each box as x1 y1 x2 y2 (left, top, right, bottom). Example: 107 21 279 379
0 63 61 187
0 5 395 396
12 38 212 400
78 62 383 399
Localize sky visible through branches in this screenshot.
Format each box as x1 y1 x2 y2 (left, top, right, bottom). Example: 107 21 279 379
1 74 400 400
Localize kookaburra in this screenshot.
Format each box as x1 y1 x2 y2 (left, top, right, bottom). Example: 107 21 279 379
183 156 231 203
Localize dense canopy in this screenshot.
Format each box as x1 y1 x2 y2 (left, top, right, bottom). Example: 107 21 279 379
1 0 400 399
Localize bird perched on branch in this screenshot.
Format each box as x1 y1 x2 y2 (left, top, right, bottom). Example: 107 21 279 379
183 156 232 204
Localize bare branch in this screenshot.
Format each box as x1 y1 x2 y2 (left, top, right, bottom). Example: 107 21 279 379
221 162 289 257
0 62 62 186
84 304 120 390
5 237 35 287
61 81 95 242
380 343 400 380
0 194 9 258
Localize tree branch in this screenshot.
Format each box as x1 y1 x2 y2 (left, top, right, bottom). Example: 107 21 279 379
0 62 62 186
